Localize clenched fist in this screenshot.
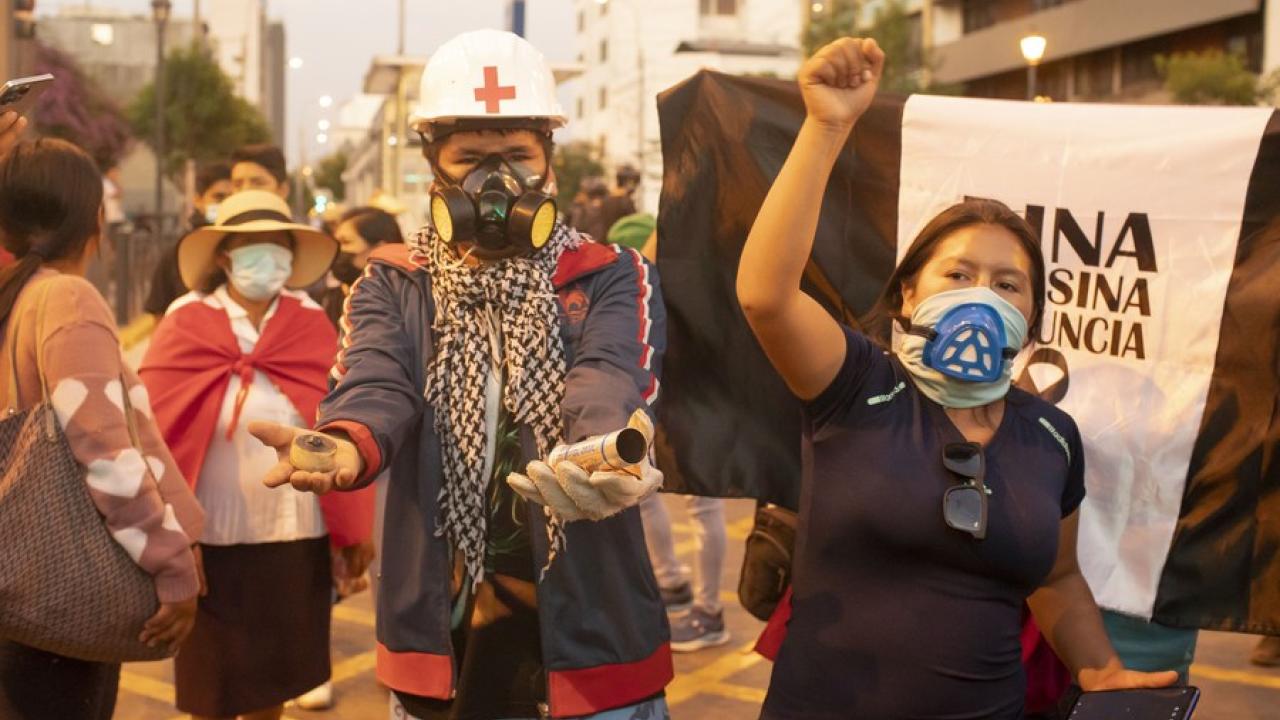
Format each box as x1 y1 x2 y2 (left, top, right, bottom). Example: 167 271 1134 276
799 37 886 132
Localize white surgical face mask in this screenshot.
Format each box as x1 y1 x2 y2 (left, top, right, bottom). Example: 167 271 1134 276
227 243 292 301
897 286 1029 409
204 203 220 224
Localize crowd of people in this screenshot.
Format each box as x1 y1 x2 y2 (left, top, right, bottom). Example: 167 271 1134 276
0 25 1274 720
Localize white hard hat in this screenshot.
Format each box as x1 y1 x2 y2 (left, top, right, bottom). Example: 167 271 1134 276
410 29 567 140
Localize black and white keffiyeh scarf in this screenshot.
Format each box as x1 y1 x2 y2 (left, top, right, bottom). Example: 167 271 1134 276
411 224 582 587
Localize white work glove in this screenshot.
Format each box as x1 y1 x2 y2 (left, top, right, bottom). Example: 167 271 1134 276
507 409 663 522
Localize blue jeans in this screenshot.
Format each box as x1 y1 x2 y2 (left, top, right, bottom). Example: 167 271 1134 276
1100 609 1199 683
390 694 670 720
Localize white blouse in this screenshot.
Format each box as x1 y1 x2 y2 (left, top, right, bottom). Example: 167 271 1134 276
178 286 327 546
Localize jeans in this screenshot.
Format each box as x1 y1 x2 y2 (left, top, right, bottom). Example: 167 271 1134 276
390 693 670 719
1100 609 1199 684
639 494 726 614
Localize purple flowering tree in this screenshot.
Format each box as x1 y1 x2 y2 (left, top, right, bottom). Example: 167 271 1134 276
31 43 133 171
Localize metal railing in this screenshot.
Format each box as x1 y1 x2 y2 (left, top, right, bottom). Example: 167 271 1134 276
87 213 181 326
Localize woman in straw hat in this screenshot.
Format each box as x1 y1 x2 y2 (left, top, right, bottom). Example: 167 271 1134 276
138 190 375 720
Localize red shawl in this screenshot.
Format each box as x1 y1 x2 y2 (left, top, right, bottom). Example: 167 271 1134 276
139 294 373 547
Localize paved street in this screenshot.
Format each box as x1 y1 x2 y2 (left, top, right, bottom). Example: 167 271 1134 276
117 497 1280 719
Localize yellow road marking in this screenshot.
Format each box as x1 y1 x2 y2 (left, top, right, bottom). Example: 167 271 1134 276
1192 662 1280 690
674 516 754 556
703 681 768 704
333 603 377 628
120 670 173 704
666 641 763 707
333 650 379 683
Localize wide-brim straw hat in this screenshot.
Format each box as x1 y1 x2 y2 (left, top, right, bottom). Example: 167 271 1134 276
177 190 338 291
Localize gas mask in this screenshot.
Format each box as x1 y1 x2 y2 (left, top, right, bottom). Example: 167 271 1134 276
898 287 1028 408
428 154 558 260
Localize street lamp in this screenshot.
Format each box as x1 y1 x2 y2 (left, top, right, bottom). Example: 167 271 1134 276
151 0 171 227
1020 32 1046 101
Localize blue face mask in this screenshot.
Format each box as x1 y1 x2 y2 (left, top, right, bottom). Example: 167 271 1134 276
226 243 292 302
898 287 1029 408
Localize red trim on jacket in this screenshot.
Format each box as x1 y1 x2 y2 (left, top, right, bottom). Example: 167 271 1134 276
553 240 619 289
369 242 419 272
376 643 454 700
620 247 660 405
546 642 674 718
317 419 384 486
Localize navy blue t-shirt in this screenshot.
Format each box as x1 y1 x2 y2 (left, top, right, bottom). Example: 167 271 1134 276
762 328 1086 720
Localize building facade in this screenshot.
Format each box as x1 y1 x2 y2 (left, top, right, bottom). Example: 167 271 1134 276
39 2 285 140
572 0 807 212
36 7 200 101
928 0 1275 102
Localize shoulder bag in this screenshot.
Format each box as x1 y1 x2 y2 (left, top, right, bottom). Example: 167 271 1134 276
0 280 172 662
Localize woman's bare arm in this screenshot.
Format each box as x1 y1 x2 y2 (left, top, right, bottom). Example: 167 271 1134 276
736 38 884 400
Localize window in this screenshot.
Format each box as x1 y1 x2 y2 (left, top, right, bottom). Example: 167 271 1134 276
962 0 994 34
1121 35 1167 89
600 39 609 63
90 23 114 46
1072 50 1115 99
599 86 608 110
700 0 737 16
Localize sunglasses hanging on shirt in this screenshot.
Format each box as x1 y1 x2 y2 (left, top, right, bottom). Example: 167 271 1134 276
942 441 991 540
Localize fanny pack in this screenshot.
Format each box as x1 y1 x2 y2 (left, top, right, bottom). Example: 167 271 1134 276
738 503 798 622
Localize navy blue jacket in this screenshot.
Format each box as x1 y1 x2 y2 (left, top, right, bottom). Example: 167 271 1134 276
317 238 671 717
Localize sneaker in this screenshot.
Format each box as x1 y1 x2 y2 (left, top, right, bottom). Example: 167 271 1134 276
1251 636 1280 667
670 607 730 653
292 680 334 711
660 582 694 613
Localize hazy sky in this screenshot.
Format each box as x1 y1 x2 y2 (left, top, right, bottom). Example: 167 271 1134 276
39 0 577 163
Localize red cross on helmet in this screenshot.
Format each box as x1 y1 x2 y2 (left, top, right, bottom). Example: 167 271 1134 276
410 29 568 142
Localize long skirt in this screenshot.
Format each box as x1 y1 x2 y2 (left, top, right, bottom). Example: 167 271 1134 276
174 537 332 717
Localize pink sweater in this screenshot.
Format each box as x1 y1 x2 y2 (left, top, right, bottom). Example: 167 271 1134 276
0 270 204 603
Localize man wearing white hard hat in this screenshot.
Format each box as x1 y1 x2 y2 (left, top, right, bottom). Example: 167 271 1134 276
249 29 671 720
140 190 377 720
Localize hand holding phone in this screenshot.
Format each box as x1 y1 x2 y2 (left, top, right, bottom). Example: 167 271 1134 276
0 111 27 157
0 74 52 157
0 74 54 117
1068 687 1200 720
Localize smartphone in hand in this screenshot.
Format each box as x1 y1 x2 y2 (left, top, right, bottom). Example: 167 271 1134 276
1067 687 1199 720
0 74 54 117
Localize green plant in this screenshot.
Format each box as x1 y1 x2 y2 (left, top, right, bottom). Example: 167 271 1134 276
129 42 273 178
804 0 858 58
314 151 349 202
552 140 605 209
1156 50 1260 106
